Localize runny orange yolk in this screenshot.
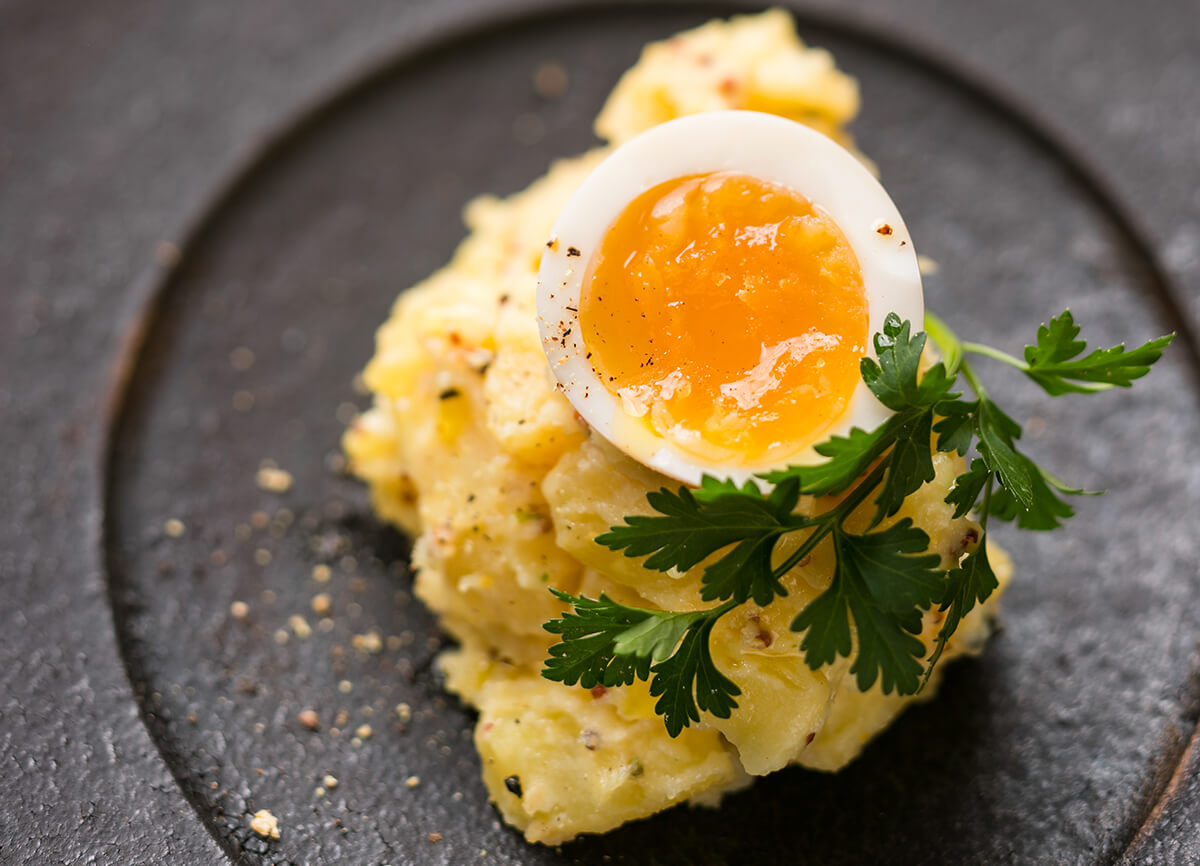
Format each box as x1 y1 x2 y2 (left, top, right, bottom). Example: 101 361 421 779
580 171 868 464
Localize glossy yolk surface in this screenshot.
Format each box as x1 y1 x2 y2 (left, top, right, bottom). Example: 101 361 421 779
581 171 868 463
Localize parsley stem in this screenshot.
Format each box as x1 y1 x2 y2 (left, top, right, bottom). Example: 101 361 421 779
710 597 741 621
958 358 990 400
923 311 964 375
831 460 889 520
691 598 741 623
961 341 1027 371
769 526 829 583
769 462 888 580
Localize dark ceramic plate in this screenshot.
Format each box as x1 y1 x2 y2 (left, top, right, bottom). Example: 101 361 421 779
103 3 1200 864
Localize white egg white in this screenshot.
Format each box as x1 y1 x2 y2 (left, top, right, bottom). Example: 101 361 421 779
537 110 924 486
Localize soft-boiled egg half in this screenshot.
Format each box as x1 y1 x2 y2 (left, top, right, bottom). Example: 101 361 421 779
537 110 923 486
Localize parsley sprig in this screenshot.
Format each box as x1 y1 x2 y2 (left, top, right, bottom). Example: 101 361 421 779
542 311 1172 736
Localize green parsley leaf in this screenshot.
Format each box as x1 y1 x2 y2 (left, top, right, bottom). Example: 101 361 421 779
793 519 944 694
932 398 977 456
542 590 657 689
689 475 766 503
1022 311 1174 396
922 536 999 689
861 313 954 411
699 533 785 606
945 458 992 519
860 313 956 524
613 609 706 660
596 479 802 575
871 410 935 524
988 458 1077 530
705 477 802 606
541 590 738 737
973 397 1033 509
759 424 890 497
649 616 741 736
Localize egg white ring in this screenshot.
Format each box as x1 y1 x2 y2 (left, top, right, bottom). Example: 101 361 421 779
537 110 924 487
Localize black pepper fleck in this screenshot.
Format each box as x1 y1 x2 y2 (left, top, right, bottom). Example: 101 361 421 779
438 388 461 401
504 775 523 797
567 246 581 257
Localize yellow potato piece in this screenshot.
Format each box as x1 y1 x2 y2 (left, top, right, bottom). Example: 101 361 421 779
443 647 745 845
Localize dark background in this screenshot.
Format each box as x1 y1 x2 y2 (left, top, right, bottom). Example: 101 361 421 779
2 1 1198 864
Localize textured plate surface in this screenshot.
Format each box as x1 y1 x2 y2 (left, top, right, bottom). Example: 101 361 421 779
103 4 1200 864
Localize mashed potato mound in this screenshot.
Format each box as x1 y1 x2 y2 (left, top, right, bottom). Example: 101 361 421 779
345 10 1009 845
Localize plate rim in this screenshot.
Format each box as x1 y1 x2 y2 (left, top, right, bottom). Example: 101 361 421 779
96 2 1200 860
